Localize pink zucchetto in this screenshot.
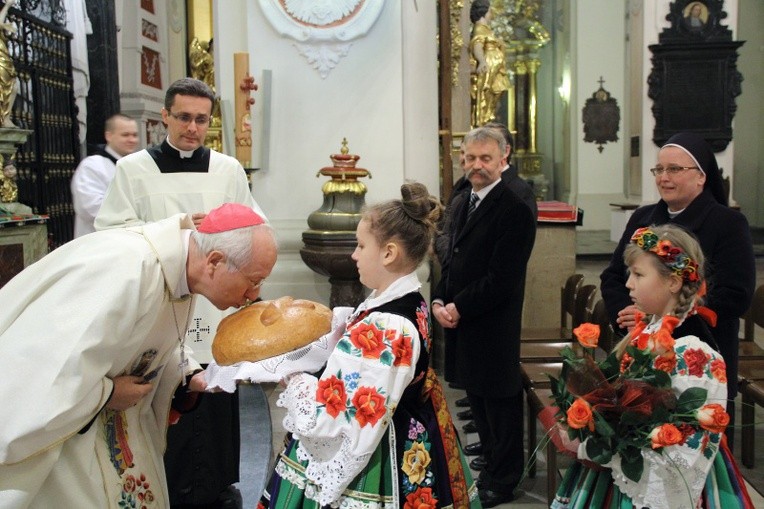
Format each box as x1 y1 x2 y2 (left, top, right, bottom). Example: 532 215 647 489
197 203 265 233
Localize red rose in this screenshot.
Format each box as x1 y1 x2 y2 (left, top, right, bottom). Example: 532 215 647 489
566 398 595 431
683 348 710 377
352 386 387 427
404 487 438 509
573 323 600 348
710 359 727 383
649 329 675 355
391 334 413 367
123 475 137 493
649 423 684 449
696 403 730 434
316 375 347 418
654 351 677 373
350 322 386 358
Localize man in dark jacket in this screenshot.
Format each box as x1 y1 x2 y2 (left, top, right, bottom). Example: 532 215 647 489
433 127 536 507
600 132 755 449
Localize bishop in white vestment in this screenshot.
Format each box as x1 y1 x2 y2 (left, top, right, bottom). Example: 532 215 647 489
0 206 276 508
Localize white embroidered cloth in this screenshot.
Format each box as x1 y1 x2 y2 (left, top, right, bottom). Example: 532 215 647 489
204 306 353 392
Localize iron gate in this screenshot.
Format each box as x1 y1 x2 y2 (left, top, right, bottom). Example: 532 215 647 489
6 0 78 247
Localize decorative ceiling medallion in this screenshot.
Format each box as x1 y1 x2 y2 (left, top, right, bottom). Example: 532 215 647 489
258 0 384 78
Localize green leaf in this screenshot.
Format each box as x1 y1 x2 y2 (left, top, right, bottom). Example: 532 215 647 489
676 387 708 413
598 352 621 378
586 436 613 464
652 406 672 423
620 447 644 483
559 346 578 361
337 341 352 354
594 412 616 438
620 411 651 427
379 350 393 366
685 431 700 448
652 370 672 388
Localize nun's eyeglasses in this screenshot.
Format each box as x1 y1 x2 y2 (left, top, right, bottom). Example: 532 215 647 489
649 165 699 176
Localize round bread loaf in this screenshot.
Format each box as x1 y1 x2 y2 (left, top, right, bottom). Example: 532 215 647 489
212 296 333 365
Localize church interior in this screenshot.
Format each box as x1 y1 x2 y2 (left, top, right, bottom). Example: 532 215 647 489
1 0 763 507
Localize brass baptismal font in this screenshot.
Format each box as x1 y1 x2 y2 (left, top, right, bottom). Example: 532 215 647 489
300 139 371 308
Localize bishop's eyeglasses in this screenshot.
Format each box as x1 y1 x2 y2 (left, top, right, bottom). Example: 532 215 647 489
168 111 210 126
649 165 699 177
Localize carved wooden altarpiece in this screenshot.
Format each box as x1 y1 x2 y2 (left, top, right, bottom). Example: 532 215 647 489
647 0 744 151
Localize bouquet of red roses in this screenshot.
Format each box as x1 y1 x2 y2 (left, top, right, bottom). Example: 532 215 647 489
547 317 730 484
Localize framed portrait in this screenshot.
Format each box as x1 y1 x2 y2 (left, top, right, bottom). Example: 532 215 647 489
648 0 744 151
683 2 709 31
657 0 731 43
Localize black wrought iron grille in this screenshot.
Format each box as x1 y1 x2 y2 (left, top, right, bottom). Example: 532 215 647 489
7 0 78 247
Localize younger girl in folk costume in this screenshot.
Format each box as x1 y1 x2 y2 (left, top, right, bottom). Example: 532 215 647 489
259 183 481 508
553 224 754 509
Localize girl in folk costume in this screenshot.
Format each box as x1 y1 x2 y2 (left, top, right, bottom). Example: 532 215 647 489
552 224 754 509
259 183 481 508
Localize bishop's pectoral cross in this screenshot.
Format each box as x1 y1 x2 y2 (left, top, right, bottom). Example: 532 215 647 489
186 317 211 343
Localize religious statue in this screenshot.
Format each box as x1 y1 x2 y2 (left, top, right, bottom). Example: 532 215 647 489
189 37 215 91
0 153 18 203
189 37 221 124
511 0 550 44
0 0 19 128
469 0 509 127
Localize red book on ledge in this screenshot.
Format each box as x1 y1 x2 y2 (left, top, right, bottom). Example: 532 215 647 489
537 201 579 223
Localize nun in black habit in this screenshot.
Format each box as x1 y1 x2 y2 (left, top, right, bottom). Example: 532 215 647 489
600 132 756 448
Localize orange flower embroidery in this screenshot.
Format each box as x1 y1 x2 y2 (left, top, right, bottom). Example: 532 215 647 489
710 358 727 383
350 322 386 358
683 348 710 377
352 386 386 427
649 423 685 449
404 487 438 509
573 323 600 348
391 334 413 367
696 403 730 434
416 308 429 341
316 375 347 418
566 398 595 432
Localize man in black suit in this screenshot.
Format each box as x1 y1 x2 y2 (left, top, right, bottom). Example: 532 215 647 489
432 127 537 507
434 122 538 434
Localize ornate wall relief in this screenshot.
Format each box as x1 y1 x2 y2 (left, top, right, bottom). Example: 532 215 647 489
257 0 385 78
582 77 621 153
